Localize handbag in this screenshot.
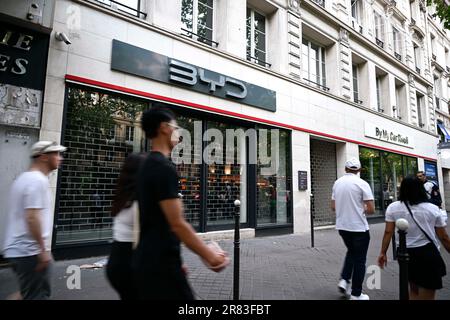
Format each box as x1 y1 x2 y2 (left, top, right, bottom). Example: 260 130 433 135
404 202 447 276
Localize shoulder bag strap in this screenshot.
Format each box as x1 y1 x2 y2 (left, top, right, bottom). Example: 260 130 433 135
404 202 437 249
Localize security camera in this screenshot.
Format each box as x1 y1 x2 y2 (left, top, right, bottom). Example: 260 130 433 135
55 32 71 45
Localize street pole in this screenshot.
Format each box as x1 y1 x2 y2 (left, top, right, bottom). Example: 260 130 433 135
233 199 241 301
310 194 314 248
395 218 409 301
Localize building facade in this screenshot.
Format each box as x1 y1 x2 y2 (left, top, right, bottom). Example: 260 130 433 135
1 0 449 256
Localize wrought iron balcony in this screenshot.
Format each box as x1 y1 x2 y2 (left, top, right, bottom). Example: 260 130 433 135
416 67 421 73
376 38 384 49
394 52 402 61
181 28 219 47
432 54 437 60
312 0 325 7
95 0 147 18
303 78 330 91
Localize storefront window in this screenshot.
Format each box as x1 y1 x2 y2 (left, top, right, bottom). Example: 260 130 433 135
205 121 247 227
257 128 291 226
359 147 418 216
360 148 383 215
57 87 147 245
175 114 202 228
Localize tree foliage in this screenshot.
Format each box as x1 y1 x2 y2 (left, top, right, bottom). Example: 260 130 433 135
427 0 450 29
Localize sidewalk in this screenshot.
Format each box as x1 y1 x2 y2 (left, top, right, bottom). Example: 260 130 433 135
1 222 449 300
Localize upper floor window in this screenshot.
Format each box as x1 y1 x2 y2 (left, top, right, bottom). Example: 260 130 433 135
376 75 382 112
430 34 437 59
392 27 401 60
374 11 384 48
416 92 425 127
181 0 216 46
352 64 360 104
96 0 145 18
302 38 327 90
414 43 421 73
246 8 268 67
351 0 360 22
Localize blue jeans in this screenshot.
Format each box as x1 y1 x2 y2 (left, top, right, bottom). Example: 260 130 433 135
339 230 370 297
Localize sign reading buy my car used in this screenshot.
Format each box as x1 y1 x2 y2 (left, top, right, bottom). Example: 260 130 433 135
364 121 415 149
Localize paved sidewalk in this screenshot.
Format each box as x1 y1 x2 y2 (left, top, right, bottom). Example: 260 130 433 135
1 222 449 300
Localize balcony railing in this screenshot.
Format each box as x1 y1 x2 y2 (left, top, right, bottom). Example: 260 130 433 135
311 0 325 7
95 0 147 18
436 96 440 109
394 52 402 61
410 18 416 26
303 78 330 91
432 54 437 60
247 55 271 68
354 99 363 104
447 66 450 73
376 38 384 49
181 28 219 47
416 67 421 74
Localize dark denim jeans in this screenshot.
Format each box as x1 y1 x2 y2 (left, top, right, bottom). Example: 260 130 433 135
339 230 370 297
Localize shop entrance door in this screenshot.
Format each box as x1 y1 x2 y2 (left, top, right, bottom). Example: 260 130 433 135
310 139 337 226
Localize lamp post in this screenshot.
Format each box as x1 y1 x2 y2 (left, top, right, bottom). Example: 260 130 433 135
233 199 241 300
396 218 409 300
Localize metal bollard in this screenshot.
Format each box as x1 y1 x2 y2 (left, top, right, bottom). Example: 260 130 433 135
233 199 241 301
395 218 409 301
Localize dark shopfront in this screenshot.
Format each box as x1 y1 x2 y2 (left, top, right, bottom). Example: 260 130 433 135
359 147 418 217
53 84 292 255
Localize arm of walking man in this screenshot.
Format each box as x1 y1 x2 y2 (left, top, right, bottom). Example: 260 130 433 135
330 200 335 211
435 227 450 253
377 221 395 269
26 209 51 272
364 200 375 215
160 198 228 272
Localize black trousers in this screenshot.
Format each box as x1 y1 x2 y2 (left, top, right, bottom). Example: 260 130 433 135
339 230 370 297
106 241 137 300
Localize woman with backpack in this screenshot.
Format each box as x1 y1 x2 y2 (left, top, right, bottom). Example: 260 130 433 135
377 175 450 300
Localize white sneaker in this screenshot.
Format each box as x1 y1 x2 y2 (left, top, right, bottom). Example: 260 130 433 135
338 279 351 297
350 293 370 300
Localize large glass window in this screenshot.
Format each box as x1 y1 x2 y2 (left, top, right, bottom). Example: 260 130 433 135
392 27 401 58
352 64 359 103
256 128 291 226
374 11 384 46
246 8 267 67
359 147 418 216
57 87 148 246
181 0 214 45
302 38 327 89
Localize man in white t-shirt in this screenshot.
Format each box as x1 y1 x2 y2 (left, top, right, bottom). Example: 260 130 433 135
2 141 66 300
331 158 375 300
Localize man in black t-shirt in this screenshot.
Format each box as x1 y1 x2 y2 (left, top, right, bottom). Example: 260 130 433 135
134 106 229 300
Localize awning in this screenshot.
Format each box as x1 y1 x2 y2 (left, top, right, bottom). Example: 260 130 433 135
437 123 450 141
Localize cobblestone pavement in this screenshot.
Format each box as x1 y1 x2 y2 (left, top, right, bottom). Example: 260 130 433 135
1 222 449 300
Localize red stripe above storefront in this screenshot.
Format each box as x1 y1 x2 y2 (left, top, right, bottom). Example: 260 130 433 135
64 74 437 162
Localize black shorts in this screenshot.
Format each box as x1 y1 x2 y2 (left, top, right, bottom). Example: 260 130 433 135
407 243 446 290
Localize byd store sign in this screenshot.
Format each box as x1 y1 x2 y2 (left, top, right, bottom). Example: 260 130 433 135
364 121 415 149
111 39 276 112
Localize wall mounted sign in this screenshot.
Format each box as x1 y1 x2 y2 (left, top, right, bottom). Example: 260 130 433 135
364 121 414 149
111 39 276 112
0 21 49 128
298 170 307 190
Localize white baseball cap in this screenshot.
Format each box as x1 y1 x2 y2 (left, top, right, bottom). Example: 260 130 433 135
31 141 67 157
345 157 361 170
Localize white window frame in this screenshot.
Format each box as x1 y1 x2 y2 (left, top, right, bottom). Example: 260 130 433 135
302 37 327 90
413 43 421 72
352 64 360 103
392 27 399 54
376 76 383 112
416 92 424 127
374 11 384 44
246 7 268 67
351 0 360 22
181 0 215 45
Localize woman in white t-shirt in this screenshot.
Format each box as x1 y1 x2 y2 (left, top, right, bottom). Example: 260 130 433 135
106 153 146 300
377 175 450 300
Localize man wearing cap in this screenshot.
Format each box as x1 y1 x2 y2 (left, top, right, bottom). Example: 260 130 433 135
331 157 375 300
2 141 66 299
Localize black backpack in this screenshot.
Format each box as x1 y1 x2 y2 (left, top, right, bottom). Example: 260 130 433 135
428 181 442 207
